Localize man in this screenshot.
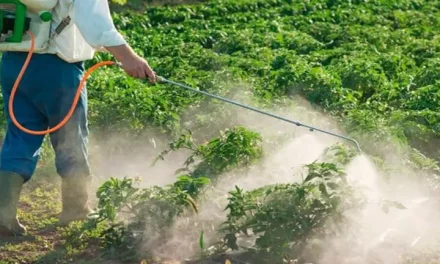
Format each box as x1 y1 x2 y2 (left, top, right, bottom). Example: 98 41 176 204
0 0 156 237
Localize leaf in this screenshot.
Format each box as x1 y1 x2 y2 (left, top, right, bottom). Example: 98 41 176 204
390 201 407 210
110 0 127 5
184 195 199 214
199 230 204 250
175 167 190 175
380 199 407 214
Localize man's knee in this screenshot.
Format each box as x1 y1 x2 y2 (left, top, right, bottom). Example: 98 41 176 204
55 157 91 179
55 140 90 178
50 118 90 178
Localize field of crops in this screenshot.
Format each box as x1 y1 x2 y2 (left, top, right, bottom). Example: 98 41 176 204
2 0 440 263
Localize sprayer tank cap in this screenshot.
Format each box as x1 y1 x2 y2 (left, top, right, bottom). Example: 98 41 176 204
39 11 51 22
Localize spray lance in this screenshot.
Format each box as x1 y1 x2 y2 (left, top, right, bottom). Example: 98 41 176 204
156 77 362 152
0 0 362 153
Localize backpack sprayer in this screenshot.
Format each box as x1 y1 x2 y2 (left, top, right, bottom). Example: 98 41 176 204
0 0 56 49
0 0 362 153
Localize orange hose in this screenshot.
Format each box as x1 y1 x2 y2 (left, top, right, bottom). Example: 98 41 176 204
8 31 116 135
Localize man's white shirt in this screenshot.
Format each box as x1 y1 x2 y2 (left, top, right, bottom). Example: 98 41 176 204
47 0 127 62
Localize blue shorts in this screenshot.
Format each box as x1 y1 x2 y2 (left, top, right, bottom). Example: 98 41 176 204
0 51 90 182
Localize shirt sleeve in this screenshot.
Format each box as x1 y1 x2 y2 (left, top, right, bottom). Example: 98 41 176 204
70 0 127 49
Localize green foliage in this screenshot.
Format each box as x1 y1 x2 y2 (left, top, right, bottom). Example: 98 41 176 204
110 0 127 5
156 126 263 179
220 162 365 263
62 175 207 261
81 0 440 164
61 127 262 261
322 143 358 166
74 1 440 262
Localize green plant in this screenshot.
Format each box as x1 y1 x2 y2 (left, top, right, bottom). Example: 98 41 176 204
220 162 366 263
61 176 206 261
155 126 264 179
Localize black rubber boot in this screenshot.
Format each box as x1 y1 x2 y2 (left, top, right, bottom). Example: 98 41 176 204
58 176 95 226
0 171 26 237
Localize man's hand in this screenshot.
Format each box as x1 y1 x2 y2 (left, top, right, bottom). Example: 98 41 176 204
105 44 157 83
119 54 156 82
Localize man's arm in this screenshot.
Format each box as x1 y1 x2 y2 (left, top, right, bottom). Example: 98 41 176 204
70 0 156 81
105 44 156 81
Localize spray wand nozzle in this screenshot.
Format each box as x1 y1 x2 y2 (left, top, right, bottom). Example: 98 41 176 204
154 76 362 153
